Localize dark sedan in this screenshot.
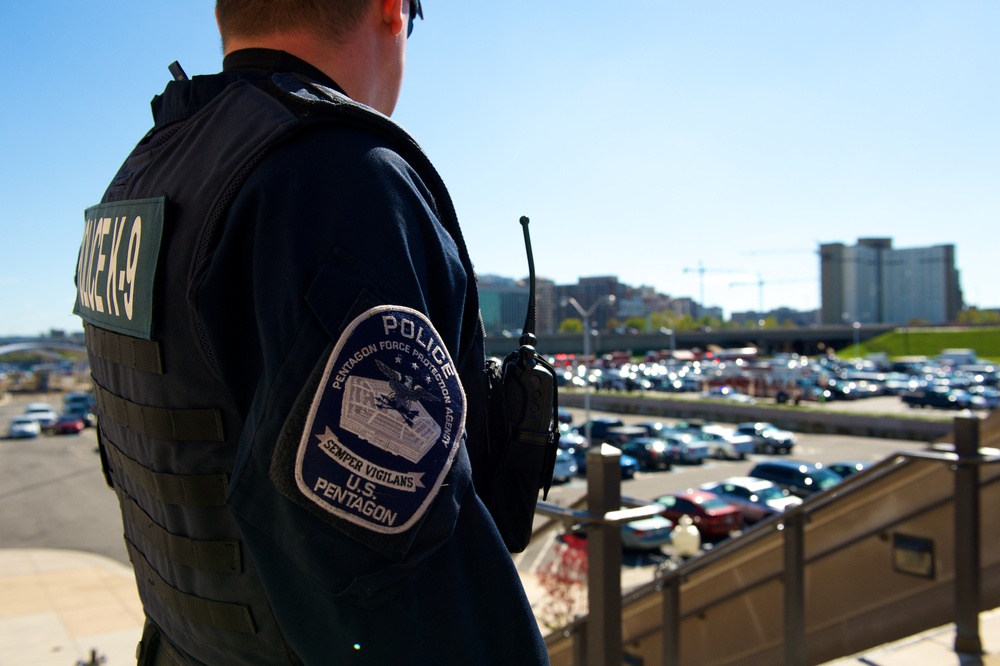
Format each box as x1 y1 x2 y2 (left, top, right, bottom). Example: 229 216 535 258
619 437 673 472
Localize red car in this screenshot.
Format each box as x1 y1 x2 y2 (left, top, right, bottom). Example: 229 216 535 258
654 490 744 539
53 414 85 435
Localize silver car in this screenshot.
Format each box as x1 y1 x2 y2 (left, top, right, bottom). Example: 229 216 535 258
551 450 579 484
699 476 801 524
662 433 709 464
9 416 41 439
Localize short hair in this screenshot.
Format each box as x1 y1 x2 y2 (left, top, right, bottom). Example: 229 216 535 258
216 0 373 46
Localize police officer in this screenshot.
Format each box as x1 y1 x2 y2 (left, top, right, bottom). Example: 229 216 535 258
73 1 549 663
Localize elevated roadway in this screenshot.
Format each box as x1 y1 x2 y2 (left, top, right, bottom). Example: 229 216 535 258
487 324 897 358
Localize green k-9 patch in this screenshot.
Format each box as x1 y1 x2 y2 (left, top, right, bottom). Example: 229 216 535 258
74 198 165 340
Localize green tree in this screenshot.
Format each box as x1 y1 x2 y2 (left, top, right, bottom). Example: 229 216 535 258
559 318 583 334
624 316 647 332
959 307 1000 325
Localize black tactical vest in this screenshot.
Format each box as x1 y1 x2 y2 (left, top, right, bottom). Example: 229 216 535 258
74 73 489 665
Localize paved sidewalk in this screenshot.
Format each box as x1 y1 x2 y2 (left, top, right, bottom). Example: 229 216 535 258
0 549 143 666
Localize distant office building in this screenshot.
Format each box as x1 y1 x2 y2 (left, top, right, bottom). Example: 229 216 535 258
535 277 557 336
819 239 962 325
553 276 625 333
670 297 698 319
478 275 529 336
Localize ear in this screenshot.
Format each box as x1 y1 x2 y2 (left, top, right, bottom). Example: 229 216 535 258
381 0 405 37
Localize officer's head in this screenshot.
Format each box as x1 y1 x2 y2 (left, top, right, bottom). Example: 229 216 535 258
216 1 371 48
215 0 423 115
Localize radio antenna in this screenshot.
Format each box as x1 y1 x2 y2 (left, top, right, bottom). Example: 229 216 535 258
518 216 537 348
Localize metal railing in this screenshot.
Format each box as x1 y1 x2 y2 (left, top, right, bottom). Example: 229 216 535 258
536 414 1000 666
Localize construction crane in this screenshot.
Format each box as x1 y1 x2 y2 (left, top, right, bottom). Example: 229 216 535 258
682 261 742 317
729 272 814 315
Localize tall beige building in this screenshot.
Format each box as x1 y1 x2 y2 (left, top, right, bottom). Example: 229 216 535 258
819 238 962 325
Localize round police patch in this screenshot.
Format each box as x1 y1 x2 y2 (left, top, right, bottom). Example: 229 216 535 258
295 305 466 534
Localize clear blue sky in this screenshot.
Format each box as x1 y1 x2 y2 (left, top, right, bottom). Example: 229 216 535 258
2 1 998 336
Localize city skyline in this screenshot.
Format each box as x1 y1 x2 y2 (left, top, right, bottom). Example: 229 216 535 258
2 2 998 336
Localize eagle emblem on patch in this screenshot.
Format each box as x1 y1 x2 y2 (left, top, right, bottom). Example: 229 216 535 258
295 305 466 534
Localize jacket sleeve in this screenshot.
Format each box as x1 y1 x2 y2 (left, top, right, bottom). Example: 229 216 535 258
196 125 549 665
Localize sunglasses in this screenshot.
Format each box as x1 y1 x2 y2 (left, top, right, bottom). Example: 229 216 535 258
408 0 423 37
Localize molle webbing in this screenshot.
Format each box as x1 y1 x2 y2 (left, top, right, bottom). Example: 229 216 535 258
93 381 224 441
118 488 242 574
85 323 164 374
127 540 256 634
103 436 228 507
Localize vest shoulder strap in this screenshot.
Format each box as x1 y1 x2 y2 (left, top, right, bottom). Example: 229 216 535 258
260 73 484 367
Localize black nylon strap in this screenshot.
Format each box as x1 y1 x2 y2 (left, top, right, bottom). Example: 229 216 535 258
85 323 164 374
93 381 224 442
127 540 256 634
104 436 228 508
137 619 191 666
118 487 241 574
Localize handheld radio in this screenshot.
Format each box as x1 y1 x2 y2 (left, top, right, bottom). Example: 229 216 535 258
482 216 561 552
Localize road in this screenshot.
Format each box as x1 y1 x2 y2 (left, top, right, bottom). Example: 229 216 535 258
0 393 956 564
0 393 126 563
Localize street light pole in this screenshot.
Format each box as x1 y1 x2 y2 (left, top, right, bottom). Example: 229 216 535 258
565 295 616 445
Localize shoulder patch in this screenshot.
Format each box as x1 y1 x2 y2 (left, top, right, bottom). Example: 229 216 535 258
295 305 466 534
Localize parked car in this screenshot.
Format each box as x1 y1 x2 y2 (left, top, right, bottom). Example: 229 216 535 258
576 417 625 444
605 425 651 446
699 477 802 524
621 512 675 551
748 460 843 498
702 386 756 404
619 454 640 480
565 447 639 479
661 434 709 465
64 402 98 427
634 420 672 438
558 423 588 450
53 414 86 435
551 450 579 484
668 420 707 434
24 402 58 432
9 416 41 439
557 407 573 424
827 460 870 478
735 422 797 454
654 490 744 539
558 508 675 552
63 392 96 413
901 387 987 410
968 385 1000 409
619 437 673 471
695 427 755 460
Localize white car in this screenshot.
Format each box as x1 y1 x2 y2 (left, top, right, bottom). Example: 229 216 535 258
697 427 756 460
699 476 802 524
662 433 709 464
24 403 58 432
9 416 42 439
702 386 756 404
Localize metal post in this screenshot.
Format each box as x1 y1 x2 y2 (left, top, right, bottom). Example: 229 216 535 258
566 295 614 446
583 321 592 445
587 445 623 666
661 576 681 666
783 513 806 666
953 415 983 655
